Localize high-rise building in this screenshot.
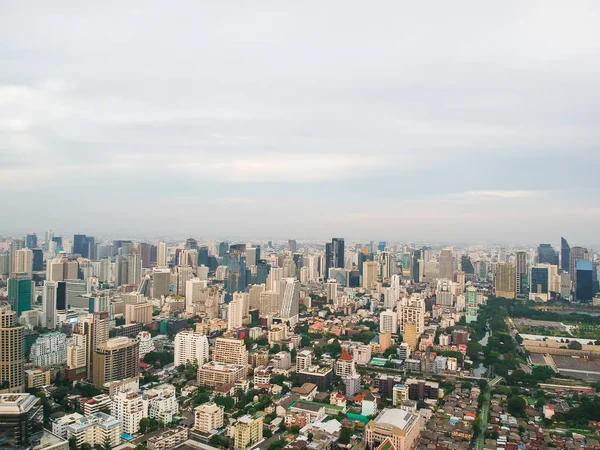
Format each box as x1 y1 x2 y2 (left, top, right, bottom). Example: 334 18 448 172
194 403 224 433
569 246 589 282
174 331 209 367
404 321 417 351
226 248 247 294
495 263 516 299
125 302 153 325
213 338 248 367
530 265 550 300
92 337 139 388
157 241 168 267
42 281 58 330
25 233 37 249
127 250 142 287
7 273 33 317
0 310 25 392
325 238 344 282
538 244 558 266
561 237 570 272
227 299 244 330
13 249 33 277
110 391 147 435
234 415 263 450
575 260 594 302
79 312 110 377
362 261 379 288
515 251 528 296
279 278 300 325
288 240 297 253
335 352 356 377
31 249 43 272
398 297 425 337
9 239 24 275
379 310 397 334
439 249 454 280
153 267 172 299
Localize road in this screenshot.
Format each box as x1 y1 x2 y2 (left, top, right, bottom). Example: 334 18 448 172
474 391 490 450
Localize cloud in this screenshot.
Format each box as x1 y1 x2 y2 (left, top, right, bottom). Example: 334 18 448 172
0 1 599 242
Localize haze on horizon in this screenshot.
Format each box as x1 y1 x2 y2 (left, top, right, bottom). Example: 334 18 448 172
1 1 599 243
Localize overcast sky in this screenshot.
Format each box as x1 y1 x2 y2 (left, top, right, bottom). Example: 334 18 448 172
1 1 599 244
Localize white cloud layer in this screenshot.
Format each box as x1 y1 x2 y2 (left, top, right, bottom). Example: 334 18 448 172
0 1 599 243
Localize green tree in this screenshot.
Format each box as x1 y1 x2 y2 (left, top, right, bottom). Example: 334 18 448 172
471 417 482 436
568 340 583 350
68 437 78 450
507 395 526 417
214 396 235 410
339 427 352 445
139 417 151 433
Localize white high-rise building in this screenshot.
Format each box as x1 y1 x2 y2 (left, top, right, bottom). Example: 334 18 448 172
30 331 68 366
296 350 313 372
379 310 397 334
143 384 178 424
249 284 266 310
398 296 425 337
267 267 283 293
228 299 243 330
279 278 300 326
43 281 58 330
259 291 280 316
14 249 33 277
127 251 142 287
157 241 168 267
326 279 338 305
67 333 87 369
111 391 148 435
137 331 155 359
173 331 209 367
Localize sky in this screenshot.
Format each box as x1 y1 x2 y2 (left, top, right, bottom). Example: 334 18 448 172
1 1 599 244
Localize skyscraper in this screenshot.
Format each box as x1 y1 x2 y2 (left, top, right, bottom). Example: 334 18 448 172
569 246 589 282
0 310 25 393
25 233 37 249
362 261 379 288
156 241 168 267
9 239 24 275
530 265 550 299
515 251 528 296
7 274 33 317
325 238 344 282
288 240 297 253
560 237 570 272
439 249 454 280
43 281 58 330
73 234 90 258
495 263 516 299
575 260 594 302
537 244 558 266
279 278 300 325
92 337 139 388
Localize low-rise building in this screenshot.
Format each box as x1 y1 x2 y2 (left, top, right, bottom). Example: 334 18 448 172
83 395 111 416
143 384 178 424
194 402 224 433
25 369 51 389
197 361 247 387
364 409 422 450
147 426 189 450
52 413 83 439
64 413 121 448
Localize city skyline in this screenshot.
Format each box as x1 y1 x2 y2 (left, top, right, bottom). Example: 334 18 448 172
1 2 600 241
